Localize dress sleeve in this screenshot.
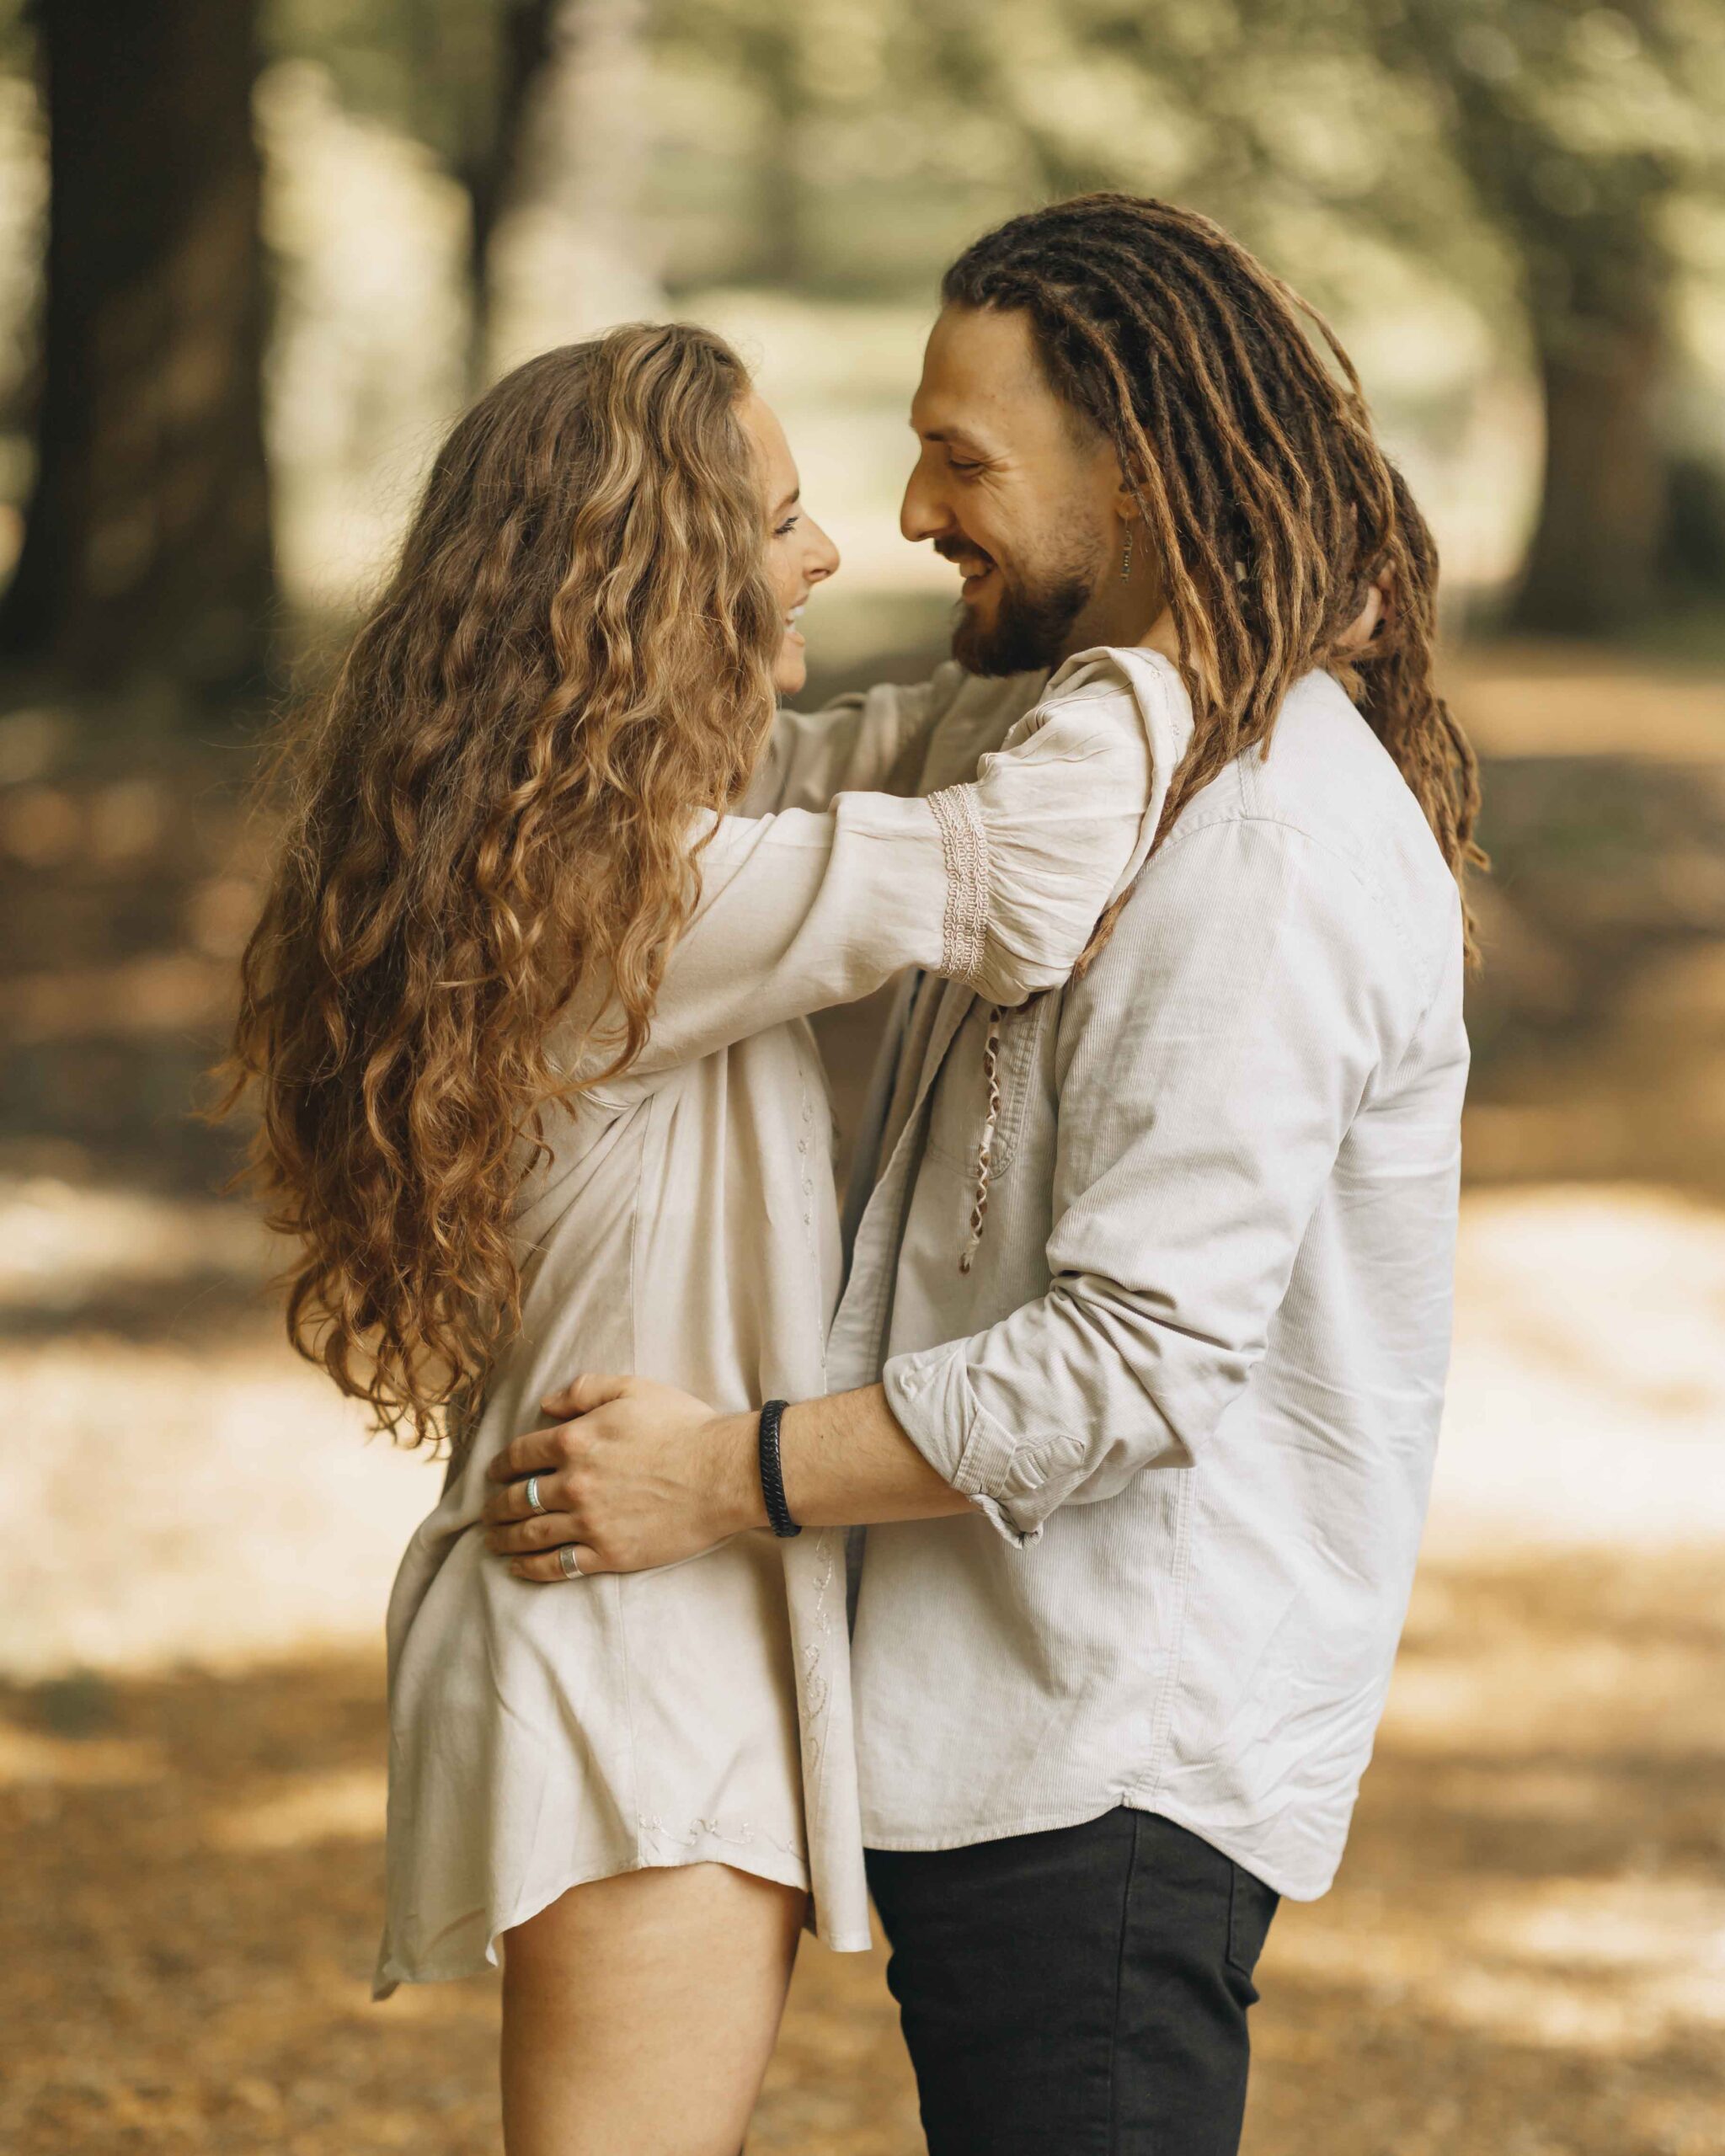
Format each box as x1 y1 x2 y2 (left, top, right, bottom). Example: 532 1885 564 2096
737 665 967 817
558 659 1170 1104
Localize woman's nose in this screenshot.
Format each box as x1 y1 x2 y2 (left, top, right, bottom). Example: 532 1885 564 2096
809 521 840 583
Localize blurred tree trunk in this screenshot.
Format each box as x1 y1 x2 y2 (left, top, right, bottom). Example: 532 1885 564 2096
486 0 664 359
745 18 805 287
1363 0 1700 637
452 0 557 392
1518 299 1665 634
0 0 275 702
1449 183 1677 638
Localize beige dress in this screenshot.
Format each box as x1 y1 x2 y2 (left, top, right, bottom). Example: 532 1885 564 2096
374 657 1159 1993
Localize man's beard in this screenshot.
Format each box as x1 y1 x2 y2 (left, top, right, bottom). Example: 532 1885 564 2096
949 536 1107 678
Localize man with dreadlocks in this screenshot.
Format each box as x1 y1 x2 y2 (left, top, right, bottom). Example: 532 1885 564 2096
486 195 1480 2152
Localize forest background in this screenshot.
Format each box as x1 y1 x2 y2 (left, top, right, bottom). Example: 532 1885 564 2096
1 3 1723 2151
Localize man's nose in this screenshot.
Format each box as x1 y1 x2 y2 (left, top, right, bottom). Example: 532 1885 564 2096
900 461 948 544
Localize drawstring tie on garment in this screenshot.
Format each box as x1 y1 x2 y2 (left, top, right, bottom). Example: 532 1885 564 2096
959 1004 1005 1275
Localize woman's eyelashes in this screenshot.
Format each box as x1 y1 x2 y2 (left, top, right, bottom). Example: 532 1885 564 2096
774 512 801 538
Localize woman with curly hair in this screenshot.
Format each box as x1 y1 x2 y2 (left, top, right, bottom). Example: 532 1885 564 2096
224 321 1169 2152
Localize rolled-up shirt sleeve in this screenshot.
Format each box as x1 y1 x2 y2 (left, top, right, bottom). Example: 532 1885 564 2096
882 814 1435 1545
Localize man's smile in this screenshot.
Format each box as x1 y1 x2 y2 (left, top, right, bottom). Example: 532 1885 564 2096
936 537 997 599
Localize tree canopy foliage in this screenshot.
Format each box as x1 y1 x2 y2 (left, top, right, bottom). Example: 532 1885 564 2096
2 0 1722 697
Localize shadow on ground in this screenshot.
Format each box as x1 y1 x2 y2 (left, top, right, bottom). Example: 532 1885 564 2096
2 1548 1721 2156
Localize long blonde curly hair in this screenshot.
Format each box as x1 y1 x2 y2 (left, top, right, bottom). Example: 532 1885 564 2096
222 324 781 1444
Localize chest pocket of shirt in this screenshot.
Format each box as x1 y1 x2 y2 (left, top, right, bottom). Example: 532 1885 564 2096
923 993 1049 1184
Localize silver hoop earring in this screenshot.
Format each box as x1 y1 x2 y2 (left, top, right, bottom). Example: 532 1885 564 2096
1121 526 1134 582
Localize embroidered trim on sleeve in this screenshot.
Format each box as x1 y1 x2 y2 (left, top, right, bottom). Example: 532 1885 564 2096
928 782 990 988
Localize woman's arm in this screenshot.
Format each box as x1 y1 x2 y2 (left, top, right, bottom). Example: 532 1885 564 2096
736 666 965 817
561 650 1184 1101
563 789 949 1095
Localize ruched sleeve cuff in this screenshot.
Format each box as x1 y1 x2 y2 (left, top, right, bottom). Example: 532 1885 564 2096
921 651 1195 1010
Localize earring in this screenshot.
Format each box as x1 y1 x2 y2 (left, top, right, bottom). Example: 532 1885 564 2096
1120 525 1134 582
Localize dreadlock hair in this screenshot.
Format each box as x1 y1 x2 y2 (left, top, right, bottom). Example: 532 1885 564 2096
942 195 1485 952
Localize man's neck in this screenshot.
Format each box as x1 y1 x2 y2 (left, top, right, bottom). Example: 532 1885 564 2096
1056 578 1164 659
1060 590 1182 668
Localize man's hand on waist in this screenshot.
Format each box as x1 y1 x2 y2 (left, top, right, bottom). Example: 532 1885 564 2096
483 1376 968 1580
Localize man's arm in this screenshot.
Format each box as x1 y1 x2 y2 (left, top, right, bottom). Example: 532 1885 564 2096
481 1378 961 1582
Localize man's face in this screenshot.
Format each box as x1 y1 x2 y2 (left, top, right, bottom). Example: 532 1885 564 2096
902 305 1128 676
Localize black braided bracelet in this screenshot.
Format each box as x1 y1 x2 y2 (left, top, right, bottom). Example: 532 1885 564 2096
758 1398 801 1539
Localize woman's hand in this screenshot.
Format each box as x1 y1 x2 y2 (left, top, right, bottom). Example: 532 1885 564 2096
482 1374 761 1580
1338 573 1391 653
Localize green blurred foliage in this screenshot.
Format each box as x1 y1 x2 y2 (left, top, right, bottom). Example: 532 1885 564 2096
1364 0 1725 624
1375 0 1722 322
636 0 1724 620
634 0 1722 319
268 0 515 176
2 0 1720 665
646 0 1039 295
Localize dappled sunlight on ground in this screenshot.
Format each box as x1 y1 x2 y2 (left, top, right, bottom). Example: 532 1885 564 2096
1241 1554 1725 2156
0 1552 1719 2153
1 1182 1722 2153
1430 1186 1725 1552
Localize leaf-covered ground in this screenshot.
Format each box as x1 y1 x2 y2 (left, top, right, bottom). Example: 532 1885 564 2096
2 1545 1722 2154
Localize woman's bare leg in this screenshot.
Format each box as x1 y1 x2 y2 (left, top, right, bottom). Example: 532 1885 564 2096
500 1862 806 2156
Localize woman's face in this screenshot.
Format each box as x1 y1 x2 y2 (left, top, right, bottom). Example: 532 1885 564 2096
740 391 841 696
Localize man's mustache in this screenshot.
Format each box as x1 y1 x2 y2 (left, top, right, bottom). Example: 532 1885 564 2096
933 538 996 569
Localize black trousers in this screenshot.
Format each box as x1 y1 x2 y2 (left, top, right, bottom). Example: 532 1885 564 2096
867 1808 1278 2156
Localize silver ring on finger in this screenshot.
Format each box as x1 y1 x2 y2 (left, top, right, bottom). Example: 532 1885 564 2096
557 1544 581 1580
525 1474 547 1516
